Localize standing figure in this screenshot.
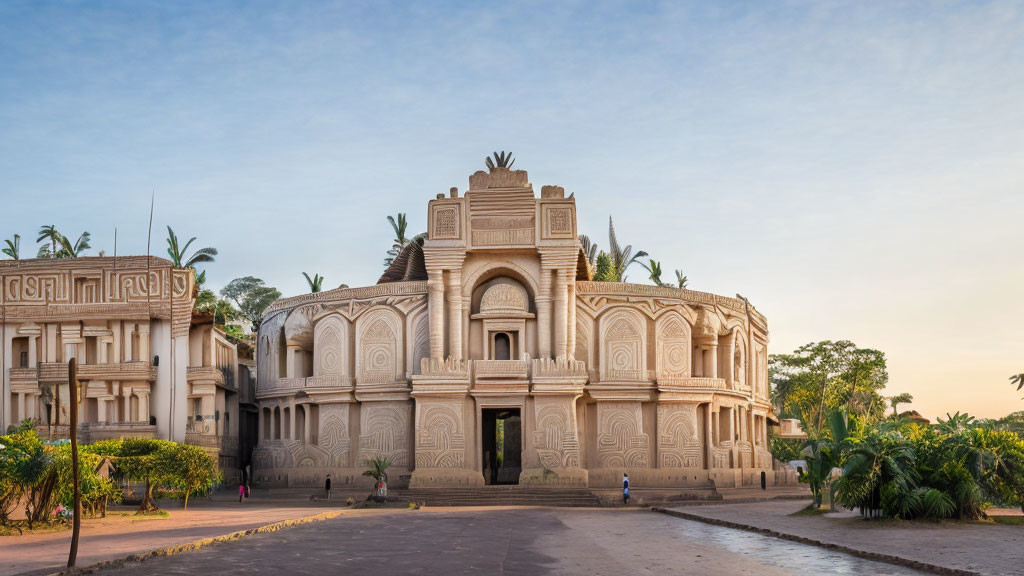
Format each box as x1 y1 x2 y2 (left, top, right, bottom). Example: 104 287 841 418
325 474 332 500
238 483 245 503
622 473 630 505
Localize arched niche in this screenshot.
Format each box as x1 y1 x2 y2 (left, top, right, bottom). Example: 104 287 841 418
313 314 349 377
355 307 404 385
405 305 430 375
732 328 747 389
470 276 535 361
598 307 647 382
655 311 692 382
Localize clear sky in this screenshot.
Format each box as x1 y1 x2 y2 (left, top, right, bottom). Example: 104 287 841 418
1 1 1022 420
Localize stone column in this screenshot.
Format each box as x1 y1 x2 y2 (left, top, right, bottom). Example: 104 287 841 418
427 270 445 360
553 269 568 358
258 407 265 441
28 336 37 366
138 324 150 364
97 398 107 422
303 405 312 443
285 345 301 378
730 407 738 468
566 280 576 359
288 398 297 440
537 269 552 358
447 270 463 361
138 392 150 423
705 403 714 470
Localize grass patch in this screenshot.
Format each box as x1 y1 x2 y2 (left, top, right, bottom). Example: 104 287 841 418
992 516 1024 526
0 521 70 536
789 504 830 517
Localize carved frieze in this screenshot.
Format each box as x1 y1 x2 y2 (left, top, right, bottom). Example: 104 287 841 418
596 402 650 468
414 400 466 468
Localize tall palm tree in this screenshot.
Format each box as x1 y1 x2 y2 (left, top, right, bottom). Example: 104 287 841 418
2 234 20 260
675 270 688 289
1011 372 1024 398
303 272 324 293
638 259 667 286
385 213 410 267
166 226 218 268
36 225 61 258
607 217 647 282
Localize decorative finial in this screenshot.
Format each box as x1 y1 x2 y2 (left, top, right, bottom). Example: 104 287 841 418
485 151 515 171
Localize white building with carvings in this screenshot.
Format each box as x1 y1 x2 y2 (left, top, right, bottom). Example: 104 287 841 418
0 256 247 477
253 162 776 491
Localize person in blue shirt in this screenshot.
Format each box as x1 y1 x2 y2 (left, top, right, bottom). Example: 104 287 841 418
622 473 630 504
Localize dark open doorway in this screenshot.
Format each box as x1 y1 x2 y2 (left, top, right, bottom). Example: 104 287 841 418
481 408 522 485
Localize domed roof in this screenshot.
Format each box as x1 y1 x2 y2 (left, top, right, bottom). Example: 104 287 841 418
474 282 534 319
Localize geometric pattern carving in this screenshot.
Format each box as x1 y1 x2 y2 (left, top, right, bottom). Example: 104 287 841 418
732 332 746 390
356 308 403 385
657 403 702 468
414 400 466 468
314 315 347 377
656 312 691 382
574 314 591 365
411 313 430 376
358 402 410 467
596 402 649 468
318 403 350 467
599 308 646 382
533 398 580 468
433 207 459 239
479 282 529 315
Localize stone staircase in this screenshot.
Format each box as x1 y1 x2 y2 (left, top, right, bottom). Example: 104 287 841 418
394 485 602 507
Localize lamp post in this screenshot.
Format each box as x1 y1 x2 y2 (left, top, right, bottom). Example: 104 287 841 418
67 358 81 568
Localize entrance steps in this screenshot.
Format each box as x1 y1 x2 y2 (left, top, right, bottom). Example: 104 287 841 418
394 485 602 507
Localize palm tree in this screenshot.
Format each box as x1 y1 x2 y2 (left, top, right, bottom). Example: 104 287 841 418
303 272 324 293
55 231 91 258
889 392 914 417
607 217 647 282
166 226 217 268
2 234 19 260
579 234 598 274
484 151 515 170
1012 372 1024 398
385 214 410 267
675 270 688 289
36 225 61 258
638 259 666 286
362 456 392 501
834 429 919 518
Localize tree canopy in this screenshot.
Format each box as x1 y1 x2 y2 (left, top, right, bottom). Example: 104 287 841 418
221 276 281 332
770 340 888 433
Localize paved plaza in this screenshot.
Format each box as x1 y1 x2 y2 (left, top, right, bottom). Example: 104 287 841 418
665 500 1022 576
80 507 920 576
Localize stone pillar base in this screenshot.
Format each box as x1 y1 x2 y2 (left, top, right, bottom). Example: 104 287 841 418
519 467 588 487
409 468 485 488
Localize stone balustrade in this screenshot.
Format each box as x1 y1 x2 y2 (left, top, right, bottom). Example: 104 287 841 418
656 376 729 390
256 375 353 398
474 359 529 380
78 361 157 381
38 362 69 382
532 356 587 378
186 365 225 386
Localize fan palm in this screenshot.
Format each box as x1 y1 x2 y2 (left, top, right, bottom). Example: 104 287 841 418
2 234 19 260
1012 373 1024 398
578 234 598 272
607 217 647 282
303 272 324 293
675 270 688 289
833 429 918 517
54 231 91 258
638 259 666 286
166 226 217 268
484 151 515 170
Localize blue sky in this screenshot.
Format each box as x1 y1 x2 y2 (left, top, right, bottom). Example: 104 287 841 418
1 1 1022 419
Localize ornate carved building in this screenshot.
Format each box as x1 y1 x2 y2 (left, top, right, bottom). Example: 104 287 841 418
253 162 775 490
0 257 248 478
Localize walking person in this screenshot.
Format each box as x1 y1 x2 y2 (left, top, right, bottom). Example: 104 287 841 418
325 474 332 500
238 482 245 503
622 473 630 505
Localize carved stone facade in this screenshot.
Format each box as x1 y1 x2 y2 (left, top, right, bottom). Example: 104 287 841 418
253 162 775 490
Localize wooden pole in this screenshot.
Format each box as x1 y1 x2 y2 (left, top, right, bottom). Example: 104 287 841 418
67 358 81 568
